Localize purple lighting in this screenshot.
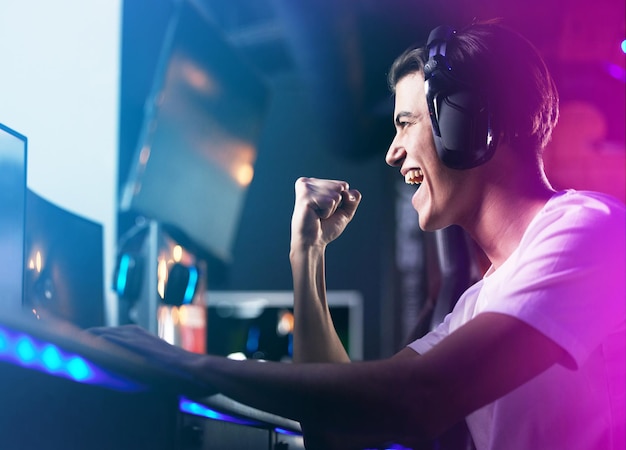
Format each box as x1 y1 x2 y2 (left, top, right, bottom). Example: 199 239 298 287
605 62 626 83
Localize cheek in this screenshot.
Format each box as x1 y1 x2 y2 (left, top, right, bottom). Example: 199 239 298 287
425 165 459 201
404 124 434 157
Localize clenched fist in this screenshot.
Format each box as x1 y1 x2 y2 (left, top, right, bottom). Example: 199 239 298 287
290 177 362 251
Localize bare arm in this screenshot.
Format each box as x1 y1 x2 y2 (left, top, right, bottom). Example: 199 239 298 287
289 177 361 363
93 310 566 448
196 312 565 441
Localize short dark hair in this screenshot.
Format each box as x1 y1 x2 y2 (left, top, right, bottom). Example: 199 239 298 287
388 21 559 154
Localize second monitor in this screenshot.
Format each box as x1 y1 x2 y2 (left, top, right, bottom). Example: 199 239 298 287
206 290 363 362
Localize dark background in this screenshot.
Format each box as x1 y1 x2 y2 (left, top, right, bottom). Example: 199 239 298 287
118 0 625 359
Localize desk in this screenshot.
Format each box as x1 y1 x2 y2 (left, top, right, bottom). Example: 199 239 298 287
0 312 304 450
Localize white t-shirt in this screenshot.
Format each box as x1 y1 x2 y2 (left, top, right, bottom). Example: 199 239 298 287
408 190 626 450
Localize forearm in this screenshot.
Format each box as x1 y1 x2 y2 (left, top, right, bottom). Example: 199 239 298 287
193 354 428 442
290 244 350 363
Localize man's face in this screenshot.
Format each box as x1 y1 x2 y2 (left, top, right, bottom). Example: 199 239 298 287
386 73 467 231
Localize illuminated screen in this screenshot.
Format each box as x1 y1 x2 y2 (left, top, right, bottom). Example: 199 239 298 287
24 190 105 329
206 291 363 361
120 0 269 263
0 123 27 316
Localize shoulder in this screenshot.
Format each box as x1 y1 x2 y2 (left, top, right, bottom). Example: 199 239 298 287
495 190 624 308
542 189 625 222
524 190 625 250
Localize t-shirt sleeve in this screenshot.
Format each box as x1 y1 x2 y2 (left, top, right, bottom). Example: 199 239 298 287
406 281 483 354
482 193 626 368
407 315 450 355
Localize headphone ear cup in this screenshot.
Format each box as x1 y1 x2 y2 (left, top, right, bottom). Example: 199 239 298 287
424 25 497 170
436 90 495 169
163 263 198 306
113 252 144 302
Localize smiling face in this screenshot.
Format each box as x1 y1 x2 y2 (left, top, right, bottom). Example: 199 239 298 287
386 72 470 231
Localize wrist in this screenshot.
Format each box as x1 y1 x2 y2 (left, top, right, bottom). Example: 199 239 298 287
289 240 326 262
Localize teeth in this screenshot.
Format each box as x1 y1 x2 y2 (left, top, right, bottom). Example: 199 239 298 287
404 168 424 185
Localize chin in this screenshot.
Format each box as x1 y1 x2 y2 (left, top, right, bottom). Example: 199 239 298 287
417 216 438 232
418 213 451 232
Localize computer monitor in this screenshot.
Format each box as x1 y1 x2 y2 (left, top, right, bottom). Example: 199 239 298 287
120 0 270 263
23 189 105 329
206 290 364 361
0 123 27 317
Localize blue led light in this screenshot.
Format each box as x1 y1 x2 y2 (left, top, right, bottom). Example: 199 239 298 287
275 427 302 436
246 326 260 354
41 344 63 371
67 356 93 381
0 324 145 392
183 266 198 304
179 397 259 426
621 39 626 54
115 253 131 295
16 336 36 362
287 333 293 357
364 444 414 450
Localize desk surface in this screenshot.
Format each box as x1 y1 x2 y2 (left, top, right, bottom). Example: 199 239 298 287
0 310 302 434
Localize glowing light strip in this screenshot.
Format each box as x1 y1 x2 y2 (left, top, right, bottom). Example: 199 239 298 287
274 427 302 436
0 325 144 392
180 397 304 438
363 445 413 450
115 253 131 295
179 397 260 426
183 266 198 304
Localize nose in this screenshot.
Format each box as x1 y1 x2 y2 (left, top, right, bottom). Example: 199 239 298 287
385 136 405 167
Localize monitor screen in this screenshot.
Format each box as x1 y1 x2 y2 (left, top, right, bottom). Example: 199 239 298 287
0 123 27 317
23 189 105 329
206 291 363 361
120 0 270 263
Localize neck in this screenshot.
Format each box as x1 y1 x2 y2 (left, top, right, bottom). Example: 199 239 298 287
462 150 555 269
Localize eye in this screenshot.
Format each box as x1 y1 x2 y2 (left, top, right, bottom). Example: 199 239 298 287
395 119 411 129
394 112 417 131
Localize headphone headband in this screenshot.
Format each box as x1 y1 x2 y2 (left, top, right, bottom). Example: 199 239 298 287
427 26 455 57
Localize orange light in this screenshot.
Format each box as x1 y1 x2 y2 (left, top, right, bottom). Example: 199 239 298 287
235 163 255 187
173 245 183 262
277 310 295 335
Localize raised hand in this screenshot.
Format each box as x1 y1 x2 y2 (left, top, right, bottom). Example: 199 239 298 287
290 177 362 250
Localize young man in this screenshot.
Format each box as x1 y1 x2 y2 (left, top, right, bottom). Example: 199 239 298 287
93 22 625 449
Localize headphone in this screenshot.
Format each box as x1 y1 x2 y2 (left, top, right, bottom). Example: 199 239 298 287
113 224 199 307
423 25 497 170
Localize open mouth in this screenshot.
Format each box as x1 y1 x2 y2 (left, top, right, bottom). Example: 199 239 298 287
404 168 424 185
